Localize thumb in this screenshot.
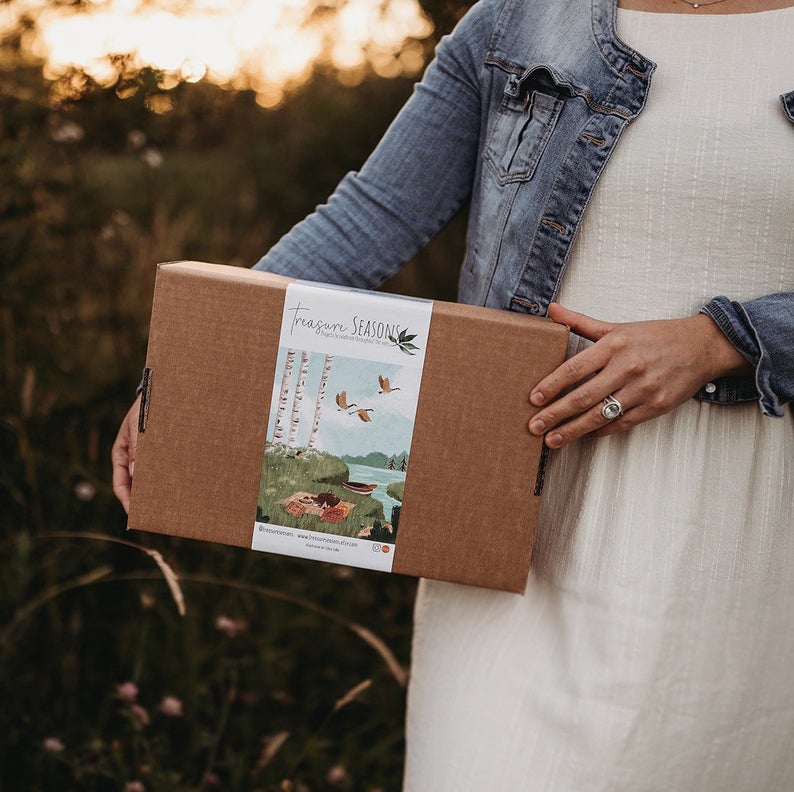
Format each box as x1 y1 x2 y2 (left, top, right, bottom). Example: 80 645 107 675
547 302 616 342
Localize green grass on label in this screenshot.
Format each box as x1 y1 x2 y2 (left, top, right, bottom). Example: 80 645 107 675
257 449 386 536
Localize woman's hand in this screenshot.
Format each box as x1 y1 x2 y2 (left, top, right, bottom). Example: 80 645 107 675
528 303 753 448
111 394 141 514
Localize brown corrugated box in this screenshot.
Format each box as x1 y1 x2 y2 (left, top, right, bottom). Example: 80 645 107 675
128 261 569 592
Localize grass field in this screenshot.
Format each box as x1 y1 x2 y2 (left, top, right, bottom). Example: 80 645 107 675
0 10 473 782
257 449 387 538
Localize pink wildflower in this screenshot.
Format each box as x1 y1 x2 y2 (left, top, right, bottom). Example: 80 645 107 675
214 615 246 637
127 130 146 150
141 147 163 169
116 681 139 702
159 696 183 717
326 764 349 786
73 480 97 501
50 120 84 144
131 704 150 727
215 615 237 636
43 737 65 753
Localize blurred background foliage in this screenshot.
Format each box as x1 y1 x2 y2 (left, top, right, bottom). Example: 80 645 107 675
0 1 474 789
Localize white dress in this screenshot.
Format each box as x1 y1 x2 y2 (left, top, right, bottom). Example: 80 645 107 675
404 8 794 791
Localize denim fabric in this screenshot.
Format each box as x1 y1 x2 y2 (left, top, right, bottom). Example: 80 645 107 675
254 0 793 416
782 90 794 123
701 294 794 418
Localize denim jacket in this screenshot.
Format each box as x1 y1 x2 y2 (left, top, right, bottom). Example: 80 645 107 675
255 0 794 417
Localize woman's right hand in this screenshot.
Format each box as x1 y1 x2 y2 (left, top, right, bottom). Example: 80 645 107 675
111 394 141 514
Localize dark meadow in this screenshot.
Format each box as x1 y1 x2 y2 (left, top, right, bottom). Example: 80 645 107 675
0 1 474 789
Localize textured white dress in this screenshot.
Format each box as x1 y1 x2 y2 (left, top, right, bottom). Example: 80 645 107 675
404 8 794 791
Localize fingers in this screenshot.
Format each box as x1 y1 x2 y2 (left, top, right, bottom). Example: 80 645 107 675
111 445 133 514
531 305 619 408
111 396 141 514
528 310 731 449
530 386 631 448
530 343 610 408
547 303 616 342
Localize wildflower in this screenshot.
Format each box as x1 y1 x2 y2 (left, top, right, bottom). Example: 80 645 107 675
141 147 163 169
74 480 97 502
99 223 116 242
272 690 293 707
127 130 146 150
159 696 183 717
111 210 131 227
215 615 247 638
215 615 237 636
50 121 84 144
43 737 65 753
116 681 139 702
125 782 145 792
131 704 150 728
326 764 349 786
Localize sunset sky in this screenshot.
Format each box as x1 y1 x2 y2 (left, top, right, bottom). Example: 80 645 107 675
1 0 433 106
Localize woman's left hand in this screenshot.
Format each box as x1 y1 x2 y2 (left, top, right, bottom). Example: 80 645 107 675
528 303 753 448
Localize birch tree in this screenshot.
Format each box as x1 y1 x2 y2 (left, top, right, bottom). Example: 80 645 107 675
306 354 334 453
286 350 310 449
271 348 296 448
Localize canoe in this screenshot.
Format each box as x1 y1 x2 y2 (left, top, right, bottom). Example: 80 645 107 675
341 481 377 495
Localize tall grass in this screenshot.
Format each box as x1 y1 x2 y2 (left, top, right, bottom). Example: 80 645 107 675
0 6 475 784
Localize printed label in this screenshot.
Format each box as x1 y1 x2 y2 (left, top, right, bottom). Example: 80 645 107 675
252 282 433 572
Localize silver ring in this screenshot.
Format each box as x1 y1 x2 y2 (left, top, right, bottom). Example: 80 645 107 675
601 395 623 421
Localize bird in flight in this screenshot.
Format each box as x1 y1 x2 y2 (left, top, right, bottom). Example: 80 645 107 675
378 375 401 394
353 408 374 422
335 391 358 411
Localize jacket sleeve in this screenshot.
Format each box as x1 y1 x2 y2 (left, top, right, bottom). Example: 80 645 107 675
700 292 794 417
252 0 502 288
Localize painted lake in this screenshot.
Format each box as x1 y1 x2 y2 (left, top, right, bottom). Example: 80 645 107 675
345 463 405 517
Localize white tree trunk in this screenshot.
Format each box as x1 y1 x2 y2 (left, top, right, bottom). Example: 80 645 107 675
286 350 310 449
271 348 296 447
306 354 334 452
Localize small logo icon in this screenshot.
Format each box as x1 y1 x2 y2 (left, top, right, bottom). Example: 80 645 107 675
388 328 420 356
381 545 391 554
372 544 381 553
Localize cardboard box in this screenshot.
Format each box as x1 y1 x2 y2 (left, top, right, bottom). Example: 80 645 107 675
128 261 569 592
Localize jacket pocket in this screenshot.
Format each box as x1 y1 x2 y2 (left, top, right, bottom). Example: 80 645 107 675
483 77 563 185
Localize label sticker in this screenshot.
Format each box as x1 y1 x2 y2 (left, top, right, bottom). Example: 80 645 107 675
252 282 433 572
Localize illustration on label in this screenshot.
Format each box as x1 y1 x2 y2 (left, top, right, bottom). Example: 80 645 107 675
252 282 432 572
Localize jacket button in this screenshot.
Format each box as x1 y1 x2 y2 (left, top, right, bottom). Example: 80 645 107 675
705 382 717 394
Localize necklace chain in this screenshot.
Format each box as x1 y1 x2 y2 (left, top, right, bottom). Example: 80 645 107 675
678 0 731 8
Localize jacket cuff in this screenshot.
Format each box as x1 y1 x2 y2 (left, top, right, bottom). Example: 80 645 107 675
700 296 783 417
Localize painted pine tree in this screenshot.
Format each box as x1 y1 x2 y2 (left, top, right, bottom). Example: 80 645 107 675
306 353 334 453
286 350 311 449
271 348 296 448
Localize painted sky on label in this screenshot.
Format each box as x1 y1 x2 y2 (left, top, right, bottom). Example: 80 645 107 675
269 349 422 458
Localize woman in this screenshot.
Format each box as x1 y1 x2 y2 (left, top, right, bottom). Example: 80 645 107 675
113 0 793 787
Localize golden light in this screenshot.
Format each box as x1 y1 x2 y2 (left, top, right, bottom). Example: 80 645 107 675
2 0 434 106
180 58 207 84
